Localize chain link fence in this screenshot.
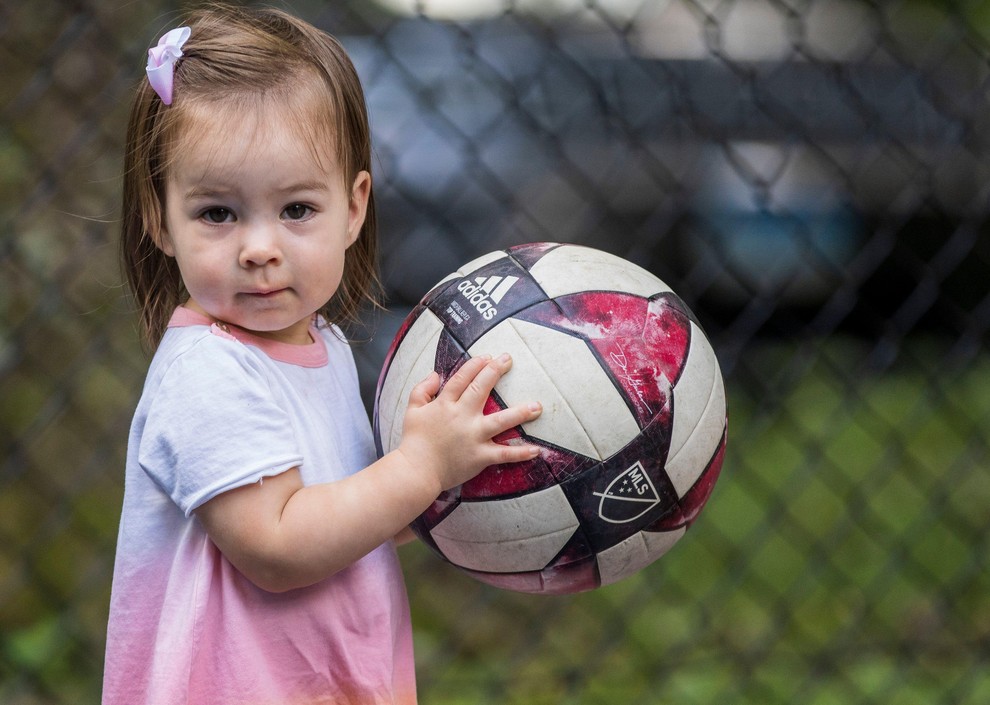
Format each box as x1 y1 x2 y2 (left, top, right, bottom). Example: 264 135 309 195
2 0 989 702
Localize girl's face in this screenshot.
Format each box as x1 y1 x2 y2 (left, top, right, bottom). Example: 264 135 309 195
159 102 370 345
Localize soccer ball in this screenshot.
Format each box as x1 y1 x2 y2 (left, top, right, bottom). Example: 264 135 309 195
374 243 726 594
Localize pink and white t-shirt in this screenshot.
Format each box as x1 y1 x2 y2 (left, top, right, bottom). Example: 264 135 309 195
103 308 416 705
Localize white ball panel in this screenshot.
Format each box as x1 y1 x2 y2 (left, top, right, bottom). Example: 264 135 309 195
597 527 686 586
458 249 509 274
529 245 673 299
431 485 580 572
377 310 444 454
666 323 727 497
430 250 510 291
469 318 640 461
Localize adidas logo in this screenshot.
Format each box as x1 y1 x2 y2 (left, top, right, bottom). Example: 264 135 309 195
456 275 519 320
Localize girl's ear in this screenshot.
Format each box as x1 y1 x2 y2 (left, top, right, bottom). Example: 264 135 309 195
151 222 176 257
346 170 371 247
145 199 176 256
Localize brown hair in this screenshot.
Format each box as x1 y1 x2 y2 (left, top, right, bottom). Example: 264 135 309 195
121 3 382 348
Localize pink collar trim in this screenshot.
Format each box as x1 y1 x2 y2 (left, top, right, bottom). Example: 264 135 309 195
167 307 329 368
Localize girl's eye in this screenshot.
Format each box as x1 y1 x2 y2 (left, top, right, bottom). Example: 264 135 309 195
202 207 234 224
282 204 312 221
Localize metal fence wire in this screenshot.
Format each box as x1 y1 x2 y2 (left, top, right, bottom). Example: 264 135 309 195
2 0 989 702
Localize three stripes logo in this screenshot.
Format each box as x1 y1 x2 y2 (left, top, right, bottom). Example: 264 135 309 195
456 275 520 320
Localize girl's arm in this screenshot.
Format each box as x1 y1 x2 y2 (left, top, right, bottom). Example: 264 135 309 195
393 526 417 546
194 353 542 593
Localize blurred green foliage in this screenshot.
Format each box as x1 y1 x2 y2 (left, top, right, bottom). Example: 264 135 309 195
401 341 990 704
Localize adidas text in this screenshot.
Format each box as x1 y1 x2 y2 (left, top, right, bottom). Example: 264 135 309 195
456 275 519 321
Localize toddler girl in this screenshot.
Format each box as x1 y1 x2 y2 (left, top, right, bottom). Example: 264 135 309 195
103 5 542 704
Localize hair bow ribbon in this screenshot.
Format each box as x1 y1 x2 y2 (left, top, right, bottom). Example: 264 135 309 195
146 26 191 105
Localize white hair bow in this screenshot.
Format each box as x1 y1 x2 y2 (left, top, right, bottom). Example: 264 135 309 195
146 26 191 105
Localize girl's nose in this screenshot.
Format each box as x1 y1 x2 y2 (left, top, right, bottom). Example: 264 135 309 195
239 223 282 268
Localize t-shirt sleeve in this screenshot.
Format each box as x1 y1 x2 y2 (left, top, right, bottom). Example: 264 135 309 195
138 337 304 516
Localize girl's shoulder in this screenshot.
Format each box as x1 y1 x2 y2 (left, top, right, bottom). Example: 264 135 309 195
154 307 243 362
157 311 248 359
312 317 349 350
148 321 269 396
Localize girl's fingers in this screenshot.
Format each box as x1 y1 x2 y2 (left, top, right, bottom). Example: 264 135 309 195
439 353 501 401
482 401 543 438
407 371 441 407
478 402 543 468
488 439 543 466
462 354 513 405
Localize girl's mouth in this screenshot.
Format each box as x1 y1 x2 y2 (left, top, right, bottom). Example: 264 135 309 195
244 288 287 299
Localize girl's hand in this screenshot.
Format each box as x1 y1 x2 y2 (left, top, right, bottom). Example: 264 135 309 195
194 353 541 593
397 353 542 493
